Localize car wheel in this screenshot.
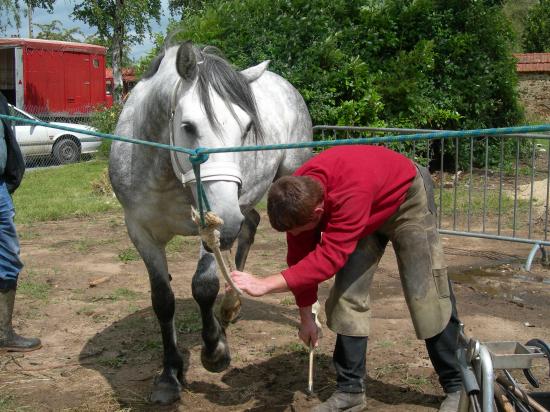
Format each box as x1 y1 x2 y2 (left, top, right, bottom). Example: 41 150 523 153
53 137 80 164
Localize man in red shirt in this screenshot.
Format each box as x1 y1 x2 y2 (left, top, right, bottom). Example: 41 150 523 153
230 145 461 412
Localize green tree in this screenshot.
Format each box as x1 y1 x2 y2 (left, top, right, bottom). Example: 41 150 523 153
72 0 162 102
34 19 85 41
168 0 212 19
523 0 550 52
0 0 54 35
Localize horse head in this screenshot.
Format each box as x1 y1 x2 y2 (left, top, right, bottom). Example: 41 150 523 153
169 41 268 250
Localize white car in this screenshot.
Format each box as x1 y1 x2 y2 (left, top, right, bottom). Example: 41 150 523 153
7 104 102 164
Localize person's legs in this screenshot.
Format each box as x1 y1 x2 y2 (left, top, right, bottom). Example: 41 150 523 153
0 180 40 352
315 234 387 411
333 334 368 393
425 285 462 394
312 335 368 411
382 168 461 411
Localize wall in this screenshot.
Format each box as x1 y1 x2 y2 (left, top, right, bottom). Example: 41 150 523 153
517 73 550 121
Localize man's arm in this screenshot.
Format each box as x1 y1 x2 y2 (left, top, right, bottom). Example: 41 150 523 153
230 271 289 297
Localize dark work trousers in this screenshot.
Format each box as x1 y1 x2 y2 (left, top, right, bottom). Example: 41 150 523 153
333 280 462 394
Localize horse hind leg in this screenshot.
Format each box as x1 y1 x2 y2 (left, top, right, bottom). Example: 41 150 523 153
193 247 231 373
126 219 183 405
220 208 261 327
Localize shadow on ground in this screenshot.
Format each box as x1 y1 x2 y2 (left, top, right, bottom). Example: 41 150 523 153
78 297 441 411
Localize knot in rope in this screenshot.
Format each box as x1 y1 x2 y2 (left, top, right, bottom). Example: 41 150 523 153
189 149 209 165
191 208 243 296
193 209 223 247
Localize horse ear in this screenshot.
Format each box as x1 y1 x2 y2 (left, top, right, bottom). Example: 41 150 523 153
176 41 198 81
240 60 270 83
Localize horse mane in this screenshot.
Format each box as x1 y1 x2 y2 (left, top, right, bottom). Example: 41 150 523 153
195 46 264 143
139 42 264 143
141 50 165 80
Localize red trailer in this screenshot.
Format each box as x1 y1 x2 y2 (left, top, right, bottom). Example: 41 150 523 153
0 38 110 115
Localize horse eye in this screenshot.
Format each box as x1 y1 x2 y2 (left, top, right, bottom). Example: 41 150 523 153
181 122 196 134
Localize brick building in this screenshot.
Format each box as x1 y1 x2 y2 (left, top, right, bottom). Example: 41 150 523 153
514 53 550 121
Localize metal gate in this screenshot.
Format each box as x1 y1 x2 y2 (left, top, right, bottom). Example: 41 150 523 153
313 125 550 270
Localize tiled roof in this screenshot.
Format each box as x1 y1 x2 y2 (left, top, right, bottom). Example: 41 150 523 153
514 53 550 73
105 67 136 82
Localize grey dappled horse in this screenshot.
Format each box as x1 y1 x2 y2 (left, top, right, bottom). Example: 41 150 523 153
108 41 312 404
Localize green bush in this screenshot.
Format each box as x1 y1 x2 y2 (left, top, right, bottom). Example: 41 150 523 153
165 0 522 129
523 0 550 52
89 103 124 159
132 0 526 168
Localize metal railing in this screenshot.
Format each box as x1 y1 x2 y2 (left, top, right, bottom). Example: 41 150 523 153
313 126 550 270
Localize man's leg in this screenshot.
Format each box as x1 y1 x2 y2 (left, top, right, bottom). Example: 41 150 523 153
385 169 462 411
425 285 461 394
334 334 368 393
315 234 387 411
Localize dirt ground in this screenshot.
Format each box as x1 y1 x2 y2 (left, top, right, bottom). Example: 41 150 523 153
0 209 549 412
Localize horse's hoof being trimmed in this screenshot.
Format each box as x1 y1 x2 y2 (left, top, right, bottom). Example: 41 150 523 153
220 304 242 328
201 340 231 372
150 374 182 405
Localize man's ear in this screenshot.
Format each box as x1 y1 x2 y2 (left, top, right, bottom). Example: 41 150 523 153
313 203 324 220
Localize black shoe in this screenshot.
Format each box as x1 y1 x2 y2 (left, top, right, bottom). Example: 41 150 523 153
0 289 41 352
0 331 42 352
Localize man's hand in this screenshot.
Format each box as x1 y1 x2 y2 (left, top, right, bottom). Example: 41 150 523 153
299 305 320 347
229 271 289 297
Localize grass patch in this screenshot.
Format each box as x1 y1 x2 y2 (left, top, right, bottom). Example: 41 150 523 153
90 288 140 302
135 339 162 352
373 363 406 379
118 248 140 262
97 355 127 369
17 270 52 300
403 375 430 390
176 310 202 333
12 160 120 224
435 179 531 229
17 227 40 240
166 235 197 255
283 342 308 353
0 394 16 411
375 340 395 349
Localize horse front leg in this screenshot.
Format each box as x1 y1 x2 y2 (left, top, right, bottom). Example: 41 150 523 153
220 208 261 327
126 220 183 404
193 246 231 372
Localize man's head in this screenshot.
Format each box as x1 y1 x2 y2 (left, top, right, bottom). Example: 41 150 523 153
267 176 324 234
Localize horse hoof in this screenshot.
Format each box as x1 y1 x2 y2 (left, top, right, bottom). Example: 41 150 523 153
150 375 182 405
220 304 242 328
201 340 231 372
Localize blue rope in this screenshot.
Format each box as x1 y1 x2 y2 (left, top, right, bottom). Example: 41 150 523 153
3 112 550 225
2 112 550 158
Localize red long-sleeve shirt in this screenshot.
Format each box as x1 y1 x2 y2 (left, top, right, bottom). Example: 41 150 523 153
281 145 417 307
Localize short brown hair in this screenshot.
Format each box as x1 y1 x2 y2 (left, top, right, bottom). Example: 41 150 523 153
267 176 324 232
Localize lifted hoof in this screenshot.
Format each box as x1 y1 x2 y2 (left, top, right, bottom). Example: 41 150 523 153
150 374 182 405
220 301 242 328
220 291 242 328
201 340 231 372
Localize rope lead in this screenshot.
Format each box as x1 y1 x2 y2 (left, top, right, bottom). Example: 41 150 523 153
191 208 243 296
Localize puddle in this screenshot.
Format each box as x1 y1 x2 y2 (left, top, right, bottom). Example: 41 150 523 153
449 264 550 305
